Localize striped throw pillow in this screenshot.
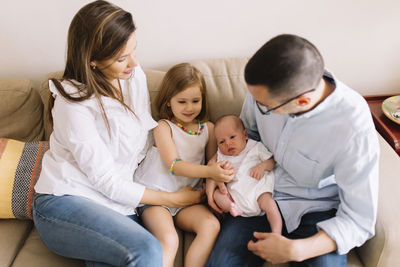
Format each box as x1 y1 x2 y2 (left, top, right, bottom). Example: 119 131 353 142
0 138 48 219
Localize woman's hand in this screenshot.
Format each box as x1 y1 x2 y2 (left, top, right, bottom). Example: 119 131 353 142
169 186 205 208
141 186 204 208
207 161 234 182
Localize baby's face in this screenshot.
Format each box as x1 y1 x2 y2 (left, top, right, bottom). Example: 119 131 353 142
215 121 247 156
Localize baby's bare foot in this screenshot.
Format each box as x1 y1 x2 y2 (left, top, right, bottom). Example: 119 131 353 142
229 203 243 217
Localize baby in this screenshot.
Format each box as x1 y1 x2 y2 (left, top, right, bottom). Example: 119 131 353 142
212 115 282 234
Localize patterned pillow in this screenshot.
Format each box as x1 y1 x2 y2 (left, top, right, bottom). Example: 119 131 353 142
0 138 48 219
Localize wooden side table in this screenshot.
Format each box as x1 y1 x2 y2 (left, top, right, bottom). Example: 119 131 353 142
365 95 400 156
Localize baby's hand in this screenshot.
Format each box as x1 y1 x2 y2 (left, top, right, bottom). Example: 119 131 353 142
250 163 266 180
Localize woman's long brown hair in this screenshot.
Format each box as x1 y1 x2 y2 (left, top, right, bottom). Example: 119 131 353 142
48 0 135 135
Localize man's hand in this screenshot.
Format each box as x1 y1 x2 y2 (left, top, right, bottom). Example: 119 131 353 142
247 232 297 264
248 230 337 264
206 179 227 213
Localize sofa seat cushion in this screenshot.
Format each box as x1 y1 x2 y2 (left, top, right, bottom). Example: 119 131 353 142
11 228 85 267
10 226 186 267
0 219 33 267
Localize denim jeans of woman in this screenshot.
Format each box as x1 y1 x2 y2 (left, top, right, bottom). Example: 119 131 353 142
33 194 162 267
206 209 347 267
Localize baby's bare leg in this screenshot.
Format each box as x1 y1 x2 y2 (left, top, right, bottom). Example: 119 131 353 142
213 189 243 217
257 192 282 234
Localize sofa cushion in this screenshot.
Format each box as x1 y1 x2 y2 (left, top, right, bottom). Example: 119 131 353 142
0 79 44 141
143 69 166 120
190 57 249 122
0 138 48 219
0 219 33 267
11 228 85 267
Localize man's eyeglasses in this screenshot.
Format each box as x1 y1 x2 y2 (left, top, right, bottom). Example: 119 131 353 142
256 88 316 115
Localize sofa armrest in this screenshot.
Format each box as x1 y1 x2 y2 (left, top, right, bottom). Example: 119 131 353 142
357 133 400 267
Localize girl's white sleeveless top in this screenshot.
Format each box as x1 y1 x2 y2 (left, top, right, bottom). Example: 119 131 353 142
134 119 208 192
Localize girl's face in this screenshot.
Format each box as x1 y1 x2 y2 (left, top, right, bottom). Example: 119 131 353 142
169 84 203 125
93 33 138 87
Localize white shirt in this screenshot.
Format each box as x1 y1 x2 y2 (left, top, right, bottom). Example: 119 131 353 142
240 72 379 254
34 66 157 215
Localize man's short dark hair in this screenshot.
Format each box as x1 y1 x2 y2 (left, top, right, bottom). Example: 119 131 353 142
244 34 324 97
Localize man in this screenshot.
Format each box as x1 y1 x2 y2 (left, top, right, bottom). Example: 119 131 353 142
206 34 379 266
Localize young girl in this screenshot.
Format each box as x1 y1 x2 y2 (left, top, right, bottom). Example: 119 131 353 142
134 63 234 267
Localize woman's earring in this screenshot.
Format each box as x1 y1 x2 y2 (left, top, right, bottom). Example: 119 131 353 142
91 65 96 70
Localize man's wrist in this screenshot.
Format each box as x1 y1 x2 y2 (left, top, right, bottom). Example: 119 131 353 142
290 239 305 262
287 230 337 262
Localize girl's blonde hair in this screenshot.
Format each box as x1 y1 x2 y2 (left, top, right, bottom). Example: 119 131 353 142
155 63 209 122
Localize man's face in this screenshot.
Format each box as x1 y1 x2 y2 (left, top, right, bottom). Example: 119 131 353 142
247 84 296 115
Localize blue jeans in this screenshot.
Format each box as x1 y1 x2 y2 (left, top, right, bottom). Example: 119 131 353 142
33 194 162 267
206 209 347 267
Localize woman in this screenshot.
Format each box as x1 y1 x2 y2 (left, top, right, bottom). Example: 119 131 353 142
33 1 203 266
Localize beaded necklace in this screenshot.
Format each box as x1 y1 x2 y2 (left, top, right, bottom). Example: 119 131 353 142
170 120 205 135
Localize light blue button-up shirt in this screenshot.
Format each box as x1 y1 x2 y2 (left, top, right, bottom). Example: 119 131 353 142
240 73 379 254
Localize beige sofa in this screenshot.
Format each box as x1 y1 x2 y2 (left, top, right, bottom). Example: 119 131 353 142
1 58 400 267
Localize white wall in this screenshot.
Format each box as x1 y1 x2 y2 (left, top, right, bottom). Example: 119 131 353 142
1 0 400 95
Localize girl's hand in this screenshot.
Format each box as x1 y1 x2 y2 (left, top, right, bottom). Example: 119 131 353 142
208 161 234 182
170 186 205 207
